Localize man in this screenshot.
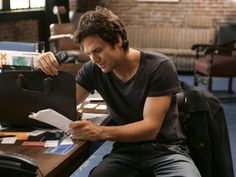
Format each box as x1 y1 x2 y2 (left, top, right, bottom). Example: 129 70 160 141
36 6 201 177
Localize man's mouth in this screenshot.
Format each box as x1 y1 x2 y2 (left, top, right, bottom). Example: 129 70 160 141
98 62 106 68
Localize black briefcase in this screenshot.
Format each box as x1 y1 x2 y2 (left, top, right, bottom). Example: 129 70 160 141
0 70 77 128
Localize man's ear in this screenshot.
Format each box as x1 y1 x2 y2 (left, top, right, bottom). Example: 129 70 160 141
116 35 122 48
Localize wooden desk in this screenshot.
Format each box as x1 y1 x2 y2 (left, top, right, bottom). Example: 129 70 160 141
0 139 90 177
0 103 110 177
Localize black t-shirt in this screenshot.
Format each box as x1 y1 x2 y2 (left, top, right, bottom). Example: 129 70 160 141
76 51 185 144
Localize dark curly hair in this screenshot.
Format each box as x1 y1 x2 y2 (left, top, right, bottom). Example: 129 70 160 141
74 6 129 52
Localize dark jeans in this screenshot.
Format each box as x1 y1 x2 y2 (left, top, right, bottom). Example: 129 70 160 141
89 142 201 177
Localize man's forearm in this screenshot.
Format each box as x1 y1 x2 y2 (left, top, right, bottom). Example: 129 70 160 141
99 119 161 142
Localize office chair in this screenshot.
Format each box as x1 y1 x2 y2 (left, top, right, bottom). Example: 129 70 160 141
49 23 89 63
192 40 236 93
49 6 90 64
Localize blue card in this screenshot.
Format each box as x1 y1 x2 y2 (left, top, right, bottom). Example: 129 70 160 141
46 144 77 155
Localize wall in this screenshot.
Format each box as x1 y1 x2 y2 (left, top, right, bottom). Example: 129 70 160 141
102 0 236 27
0 10 45 44
1 0 236 46
0 20 38 41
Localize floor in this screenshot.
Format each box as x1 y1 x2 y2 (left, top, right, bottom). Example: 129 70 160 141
71 75 236 177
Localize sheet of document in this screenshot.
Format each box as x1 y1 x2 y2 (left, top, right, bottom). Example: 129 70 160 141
28 109 72 132
83 103 98 109
1 137 17 144
96 105 107 110
82 113 108 125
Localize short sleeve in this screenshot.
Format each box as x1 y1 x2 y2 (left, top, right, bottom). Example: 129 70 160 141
148 60 181 97
75 62 95 94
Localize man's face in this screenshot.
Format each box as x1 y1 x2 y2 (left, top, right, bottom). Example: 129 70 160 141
82 35 123 73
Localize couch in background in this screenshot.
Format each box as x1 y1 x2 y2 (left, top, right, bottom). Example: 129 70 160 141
126 17 216 73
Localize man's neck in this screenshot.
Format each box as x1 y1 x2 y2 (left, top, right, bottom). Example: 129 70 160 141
113 48 141 83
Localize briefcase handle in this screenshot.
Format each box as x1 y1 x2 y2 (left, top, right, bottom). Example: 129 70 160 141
16 74 52 95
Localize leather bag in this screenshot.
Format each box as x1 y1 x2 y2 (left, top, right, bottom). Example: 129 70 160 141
0 70 77 128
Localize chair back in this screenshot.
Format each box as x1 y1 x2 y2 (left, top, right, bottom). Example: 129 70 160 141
50 23 75 36
49 23 78 52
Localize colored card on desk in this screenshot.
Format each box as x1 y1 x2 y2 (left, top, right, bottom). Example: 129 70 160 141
46 144 77 155
1 137 17 144
22 141 45 146
0 132 29 140
44 140 59 147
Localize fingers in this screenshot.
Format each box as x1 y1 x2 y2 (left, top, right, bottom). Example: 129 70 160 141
35 52 60 76
67 120 99 141
68 120 89 134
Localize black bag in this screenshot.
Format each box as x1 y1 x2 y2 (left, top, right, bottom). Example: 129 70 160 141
0 70 77 128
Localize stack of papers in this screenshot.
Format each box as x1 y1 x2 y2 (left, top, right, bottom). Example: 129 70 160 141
28 109 108 131
29 109 72 132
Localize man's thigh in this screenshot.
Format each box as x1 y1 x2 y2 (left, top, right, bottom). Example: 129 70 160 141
88 153 142 177
151 153 201 177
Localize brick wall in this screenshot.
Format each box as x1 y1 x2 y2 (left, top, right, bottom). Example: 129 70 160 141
102 0 236 27
0 20 38 42
1 0 236 42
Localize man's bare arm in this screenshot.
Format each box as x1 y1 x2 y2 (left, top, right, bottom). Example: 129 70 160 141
69 95 171 142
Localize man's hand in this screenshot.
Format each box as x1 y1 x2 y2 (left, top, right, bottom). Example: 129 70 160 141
35 52 60 76
68 120 102 141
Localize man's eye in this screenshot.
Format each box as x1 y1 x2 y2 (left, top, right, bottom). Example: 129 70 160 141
94 49 101 53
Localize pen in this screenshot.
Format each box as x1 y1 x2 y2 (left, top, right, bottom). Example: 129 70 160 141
39 136 45 142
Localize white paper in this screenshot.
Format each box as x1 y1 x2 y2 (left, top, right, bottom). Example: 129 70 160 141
82 113 108 125
44 140 59 147
83 103 98 109
0 125 7 131
60 137 74 145
85 92 103 102
29 130 46 136
28 109 72 132
1 137 17 144
95 105 107 110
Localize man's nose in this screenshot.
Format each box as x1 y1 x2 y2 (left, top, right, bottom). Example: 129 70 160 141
90 54 99 63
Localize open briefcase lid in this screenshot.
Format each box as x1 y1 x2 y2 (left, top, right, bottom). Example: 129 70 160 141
0 70 77 128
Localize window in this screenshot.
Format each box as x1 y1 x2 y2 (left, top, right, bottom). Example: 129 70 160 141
0 0 45 10
0 0 2 9
30 0 45 8
10 0 29 9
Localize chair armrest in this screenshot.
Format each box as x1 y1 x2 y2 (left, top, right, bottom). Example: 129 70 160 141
49 34 74 42
191 44 215 51
205 46 236 56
